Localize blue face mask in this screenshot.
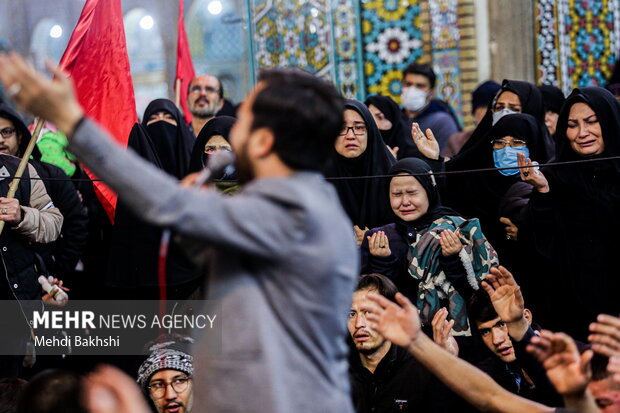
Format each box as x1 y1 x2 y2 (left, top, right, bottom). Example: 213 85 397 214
493 146 530 176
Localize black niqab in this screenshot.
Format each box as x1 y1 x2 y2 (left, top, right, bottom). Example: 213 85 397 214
324 99 396 229
138 99 195 179
108 99 198 289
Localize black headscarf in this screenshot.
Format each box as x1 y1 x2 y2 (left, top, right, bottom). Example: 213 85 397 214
189 116 236 173
490 113 547 163
530 87 620 339
108 99 198 288
324 99 396 229
443 113 547 252
552 87 620 199
388 158 457 230
452 79 550 167
538 85 566 114
137 99 195 179
364 95 416 158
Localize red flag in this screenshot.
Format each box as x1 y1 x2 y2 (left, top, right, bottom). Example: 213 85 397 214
59 0 137 222
176 0 196 124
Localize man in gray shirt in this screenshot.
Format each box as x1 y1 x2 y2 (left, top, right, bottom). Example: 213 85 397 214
0 56 358 413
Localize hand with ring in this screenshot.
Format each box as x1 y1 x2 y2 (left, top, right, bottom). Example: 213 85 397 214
500 217 518 241
368 231 391 257
0 197 22 225
517 153 549 193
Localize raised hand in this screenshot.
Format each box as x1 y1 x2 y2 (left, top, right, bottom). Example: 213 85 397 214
354 225 369 247
527 331 593 398
588 314 620 358
411 122 440 160
432 308 459 356
84 365 151 413
362 292 422 348
517 152 549 193
481 266 525 323
439 229 462 256
0 53 84 135
499 217 518 241
367 231 391 257
608 355 620 384
387 145 399 159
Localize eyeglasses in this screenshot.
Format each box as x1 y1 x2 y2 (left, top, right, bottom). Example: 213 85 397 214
491 139 527 148
148 376 192 398
190 86 220 94
0 127 16 139
339 125 367 136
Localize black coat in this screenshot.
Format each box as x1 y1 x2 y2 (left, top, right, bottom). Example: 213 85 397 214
30 161 88 278
526 87 620 340
2 102 88 282
349 344 457 413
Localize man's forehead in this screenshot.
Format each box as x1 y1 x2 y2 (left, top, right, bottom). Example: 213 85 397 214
351 288 378 307
191 75 219 87
476 316 502 329
405 73 430 85
150 369 188 381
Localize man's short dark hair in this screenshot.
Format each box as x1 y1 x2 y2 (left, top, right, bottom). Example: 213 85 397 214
356 273 398 302
17 369 86 413
403 63 436 89
251 68 344 171
468 289 498 325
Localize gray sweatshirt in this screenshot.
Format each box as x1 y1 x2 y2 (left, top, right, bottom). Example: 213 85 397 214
69 119 358 413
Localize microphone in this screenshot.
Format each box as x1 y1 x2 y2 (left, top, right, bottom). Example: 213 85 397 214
192 151 235 189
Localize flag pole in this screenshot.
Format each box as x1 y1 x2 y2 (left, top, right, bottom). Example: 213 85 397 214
0 118 44 236
175 78 182 110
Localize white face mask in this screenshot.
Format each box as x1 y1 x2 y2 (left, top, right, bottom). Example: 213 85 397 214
401 86 428 112
492 108 517 125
